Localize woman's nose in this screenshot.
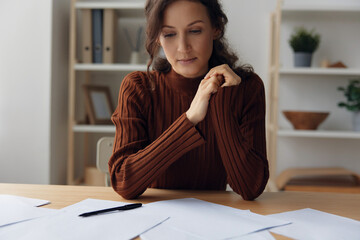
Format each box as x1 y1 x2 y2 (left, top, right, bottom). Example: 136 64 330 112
177 35 191 53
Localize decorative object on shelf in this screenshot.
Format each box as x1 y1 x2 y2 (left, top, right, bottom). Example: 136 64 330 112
289 27 320 67
320 60 347 68
320 59 330 68
320 59 347 68
282 111 329 130
124 26 143 64
338 79 360 131
328 61 347 68
82 85 114 125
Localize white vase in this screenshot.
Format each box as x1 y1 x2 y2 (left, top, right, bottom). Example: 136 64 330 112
130 51 140 64
353 111 360 131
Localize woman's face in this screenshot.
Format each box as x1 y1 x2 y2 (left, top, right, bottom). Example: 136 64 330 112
158 0 217 78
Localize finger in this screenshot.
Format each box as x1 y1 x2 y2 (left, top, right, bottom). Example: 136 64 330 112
203 75 221 93
221 77 242 88
202 74 220 85
205 64 226 79
206 65 232 80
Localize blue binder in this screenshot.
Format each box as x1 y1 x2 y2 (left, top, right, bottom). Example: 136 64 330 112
92 9 103 63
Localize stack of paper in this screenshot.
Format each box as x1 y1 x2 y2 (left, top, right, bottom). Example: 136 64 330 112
140 198 290 240
0 195 55 228
1 195 359 240
0 198 169 240
269 208 360 240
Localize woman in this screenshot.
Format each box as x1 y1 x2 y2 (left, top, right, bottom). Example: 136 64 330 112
109 0 269 200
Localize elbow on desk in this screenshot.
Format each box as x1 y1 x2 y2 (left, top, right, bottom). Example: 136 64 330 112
233 185 266 201
109 163 146 199
232 171 269 201
110 177 145 200
235 189 262 201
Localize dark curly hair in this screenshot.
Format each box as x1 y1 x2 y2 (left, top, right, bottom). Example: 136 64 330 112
144 0 253 83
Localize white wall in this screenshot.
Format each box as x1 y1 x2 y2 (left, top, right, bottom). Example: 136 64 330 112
50 0 70 184
0 0 52 183
0 0 69 184
222 0 277 81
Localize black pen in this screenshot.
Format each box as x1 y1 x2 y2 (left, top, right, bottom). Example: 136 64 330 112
79 203 142 217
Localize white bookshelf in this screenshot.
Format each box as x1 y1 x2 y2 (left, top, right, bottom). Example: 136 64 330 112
75 1 145 9
68 0 146 184
74 63 147 71
279 68 360 76
267 0 360 181
281 5 360 13
278 129 360 139
73 124 116 133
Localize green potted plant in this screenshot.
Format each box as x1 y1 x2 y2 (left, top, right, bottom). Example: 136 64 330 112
288 27 320 67
338 79 360 131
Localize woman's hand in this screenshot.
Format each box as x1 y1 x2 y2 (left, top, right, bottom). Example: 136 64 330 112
204 64 241 87
186 75 223 125
186 64 242 125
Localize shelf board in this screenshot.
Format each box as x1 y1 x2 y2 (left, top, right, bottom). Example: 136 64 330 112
74 63 147 71
282 5 360 13
279 68 360 76
73 124 115 133
278 129 360 139
75 1 145 9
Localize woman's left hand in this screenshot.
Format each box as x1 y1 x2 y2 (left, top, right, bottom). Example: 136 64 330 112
204 64 241 87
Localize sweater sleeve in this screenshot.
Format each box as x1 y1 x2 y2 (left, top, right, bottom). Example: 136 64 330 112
209 73 269 200
109 72 205 199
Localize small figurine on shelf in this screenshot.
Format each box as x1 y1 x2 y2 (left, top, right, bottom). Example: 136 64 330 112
328 61 347 68
338 79 360 131
320 59 348 68
124 26 143 64
289 26 320 67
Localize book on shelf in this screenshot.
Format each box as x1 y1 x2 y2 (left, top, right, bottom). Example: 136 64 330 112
81 9 92 63
92 9 103 63
103 9 116 64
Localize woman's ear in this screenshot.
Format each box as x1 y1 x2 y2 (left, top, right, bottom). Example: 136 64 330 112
156 36 162 46
213 28 221 40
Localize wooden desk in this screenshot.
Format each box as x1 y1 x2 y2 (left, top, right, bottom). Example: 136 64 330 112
1 183 359 239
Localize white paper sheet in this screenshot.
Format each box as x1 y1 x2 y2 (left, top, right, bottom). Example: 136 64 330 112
141 222 203 240
0 198 169 240
269 208 360 240
0 195 55 227
231 230 275 240
140 198 289 240
0 194 50 207
141 222 276 240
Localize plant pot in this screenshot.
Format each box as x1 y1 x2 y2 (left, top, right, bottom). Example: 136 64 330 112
353 111 360 131
294 52 312 67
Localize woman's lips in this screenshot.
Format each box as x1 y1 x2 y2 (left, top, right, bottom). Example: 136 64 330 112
178 57 197 64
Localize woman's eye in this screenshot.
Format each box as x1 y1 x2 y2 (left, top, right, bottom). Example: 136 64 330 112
190 29 201 34
163 33 175 38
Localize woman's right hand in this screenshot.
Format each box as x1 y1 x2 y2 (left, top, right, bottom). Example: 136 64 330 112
186 75 223 125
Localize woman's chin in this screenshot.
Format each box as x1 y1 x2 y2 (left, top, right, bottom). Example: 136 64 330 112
174 66 207 79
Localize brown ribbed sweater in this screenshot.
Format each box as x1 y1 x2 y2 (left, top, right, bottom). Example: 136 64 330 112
109 69 269 200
